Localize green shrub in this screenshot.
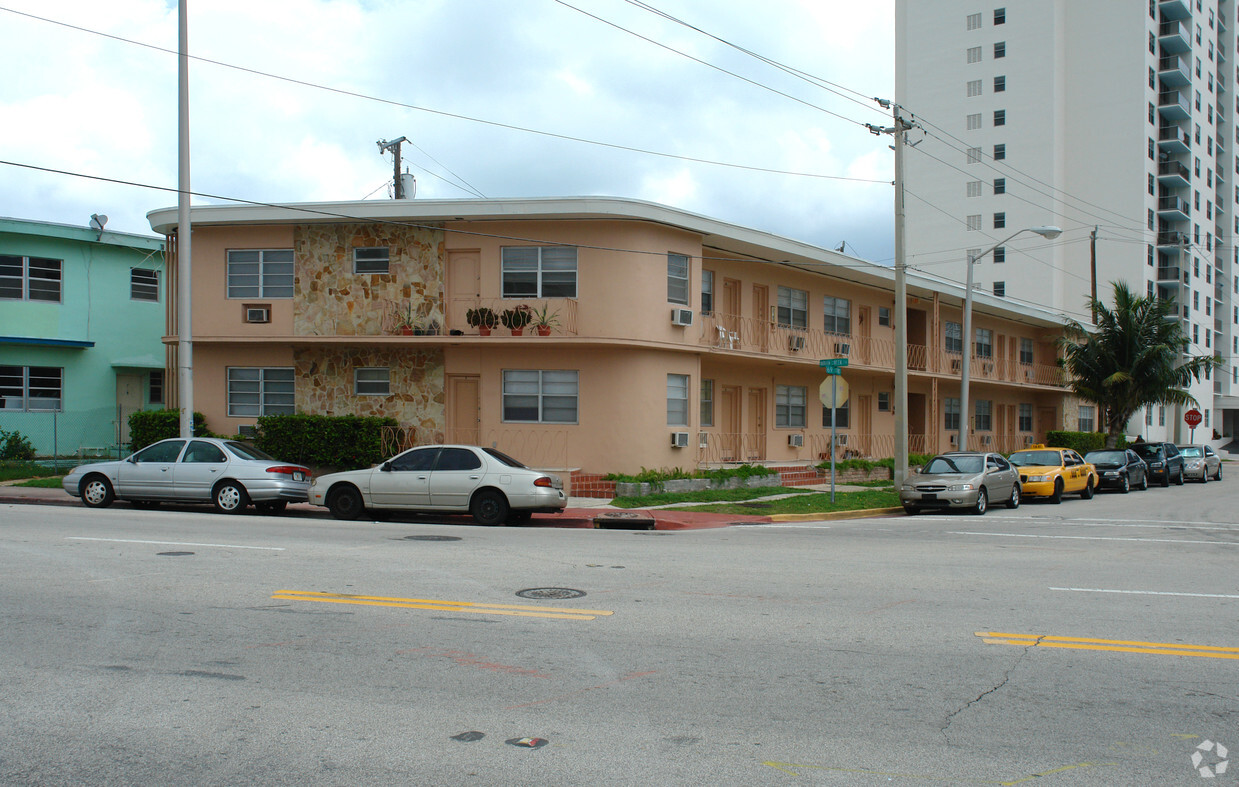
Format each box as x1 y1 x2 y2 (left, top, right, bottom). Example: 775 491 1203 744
255 414 397 470
128 410 208 452
816 453 933 474
0 429 36 461
603 464 774 485
1044 430 1119 454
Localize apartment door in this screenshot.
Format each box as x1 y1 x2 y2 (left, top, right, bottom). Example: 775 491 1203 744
447 250 480 331
747 387 766 460
856 394 872 455
907 392 927 453
716 384 740 461
116 373 143 446
857 307 872 364
447 375 480 445
752 285 770 353
1037 407 1057 442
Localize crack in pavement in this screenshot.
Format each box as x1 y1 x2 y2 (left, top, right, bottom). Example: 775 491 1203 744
940 635 1044 743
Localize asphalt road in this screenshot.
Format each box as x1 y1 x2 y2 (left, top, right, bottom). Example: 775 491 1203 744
1 478 1237 786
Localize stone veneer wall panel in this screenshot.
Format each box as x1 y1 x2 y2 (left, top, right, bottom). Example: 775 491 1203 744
295 347 445 441
293 222 445 336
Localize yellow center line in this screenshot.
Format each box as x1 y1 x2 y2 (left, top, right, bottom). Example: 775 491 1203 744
975 631 1239 660
272 590 613 621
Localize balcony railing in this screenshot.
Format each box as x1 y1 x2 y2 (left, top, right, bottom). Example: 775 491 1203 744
447 297 579 336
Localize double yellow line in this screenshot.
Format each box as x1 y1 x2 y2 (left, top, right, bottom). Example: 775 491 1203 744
272 590 612 621
977 631 1239 660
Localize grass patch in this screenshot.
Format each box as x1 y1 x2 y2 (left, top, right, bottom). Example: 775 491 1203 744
611 485 811 508
15 477 65 489
0 461 66 483
839 479 895 488
682 488 900 515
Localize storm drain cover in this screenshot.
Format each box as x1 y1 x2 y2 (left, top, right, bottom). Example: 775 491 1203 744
516 587 586 600
157 551 195 556
403 535 462 541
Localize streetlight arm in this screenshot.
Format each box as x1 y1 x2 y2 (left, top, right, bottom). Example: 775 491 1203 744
969 226 1063 264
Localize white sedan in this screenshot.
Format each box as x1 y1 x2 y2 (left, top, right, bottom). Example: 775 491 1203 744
309 444 566 525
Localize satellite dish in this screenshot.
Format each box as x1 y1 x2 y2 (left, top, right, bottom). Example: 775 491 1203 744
89 214 108 232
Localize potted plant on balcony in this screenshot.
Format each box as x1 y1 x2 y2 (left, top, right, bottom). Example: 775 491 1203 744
391 301 417 335
530 303 560 336
500 304 533 336
466 306 498 336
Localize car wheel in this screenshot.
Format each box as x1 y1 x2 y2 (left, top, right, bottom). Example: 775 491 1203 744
213 481 249 514
80 474 115 508
1201 470 1208 484
902 505 919 516
1161 471 1170 488
972 487 988 515
1175 467 1185 486
1050 478 1064 504
1139 471 1149 491
1215 464 1223 481
1119 474 1130 494
256 501 287 515
1006 484 1020 509
1080 477 1094 500
471 489 510 526
327 485 365 521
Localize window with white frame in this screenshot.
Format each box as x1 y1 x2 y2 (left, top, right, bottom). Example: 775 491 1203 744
0 365 62 411
700 379 714 427
822 400 849 428
967 46 982 63
227 250 294 298
993 281 1005 297
150 370 164 405
776 385 807 428
0 255 62 302
967 214 982 231
944 397 961 430
1018 403 1033 432
501 247 578 298
975 399 993 431
1019 337 1034 364
777 286 808 329
667 252 690 305
975 327 994 357
354 367 391 396
667 373 690 426
967 179 983 197
1159 405 1165 426
878 391 890 412
502 369 578 423
1145 408 1153 427
701 270 714 315
1078 405 1096 432
130 268 160 301
967 114 982 132
226 367 295 416
966 12 982 29
354 247 390 274
945 321 963 353
967 79 983 97
878 306 891 326
823 296 851 334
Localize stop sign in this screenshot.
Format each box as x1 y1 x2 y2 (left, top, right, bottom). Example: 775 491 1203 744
1185 408 1203 427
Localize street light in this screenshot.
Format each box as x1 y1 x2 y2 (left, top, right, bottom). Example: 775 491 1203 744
958 225 1062 452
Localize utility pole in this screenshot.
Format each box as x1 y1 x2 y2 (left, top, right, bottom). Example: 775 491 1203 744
1090 225 1098 324
377 137 408 198
868 102 914 487
177 0 193 440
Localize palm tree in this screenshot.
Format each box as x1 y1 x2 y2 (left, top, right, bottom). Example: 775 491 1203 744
1059 282 1219 448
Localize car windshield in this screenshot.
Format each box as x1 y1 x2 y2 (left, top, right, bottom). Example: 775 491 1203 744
1008 450 1061 467
923 455 983 474
225 441 276 462
1179 447 1203 458
482 447 528 468
1084 451 1125 464
1130 445 1161 460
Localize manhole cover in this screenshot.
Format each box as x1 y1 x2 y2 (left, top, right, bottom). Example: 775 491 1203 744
157 551 195 556
403 535 462 541
515 587 586 600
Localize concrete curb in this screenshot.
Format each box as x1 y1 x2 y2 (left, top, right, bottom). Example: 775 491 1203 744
769 506 904 522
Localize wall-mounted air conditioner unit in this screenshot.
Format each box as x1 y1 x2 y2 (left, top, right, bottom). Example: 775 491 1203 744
834 342 851 355
246 306 271 324
237 424 257 438
834 434 848 446
789 335 806 351
788 433 804 447
949 433 958 445
698 432 709 448
981 435 992 445
670 431 690 448
671 308 694 326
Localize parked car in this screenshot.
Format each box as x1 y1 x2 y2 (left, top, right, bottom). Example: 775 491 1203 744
1007 445 1099 503
1083 448 1149 493
61 437 311 513
309 444 567 525
899 451 1020 515
1129 442 1184 487
1177 444 1223 482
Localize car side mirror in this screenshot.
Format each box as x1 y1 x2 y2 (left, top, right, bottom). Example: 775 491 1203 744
381 462 392 472
127 456 137 464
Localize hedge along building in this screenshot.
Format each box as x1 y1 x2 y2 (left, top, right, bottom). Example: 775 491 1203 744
146 197 1078 484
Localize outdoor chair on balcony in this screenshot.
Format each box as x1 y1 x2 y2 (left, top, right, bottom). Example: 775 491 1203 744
716 324 739 349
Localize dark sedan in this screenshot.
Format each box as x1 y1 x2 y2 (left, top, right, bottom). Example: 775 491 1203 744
1083 449 1149 493
1129 442 1185 486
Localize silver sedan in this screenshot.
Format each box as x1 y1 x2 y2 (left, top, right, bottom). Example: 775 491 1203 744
1177 445 1223 482
61 437 311 513
309 444 567 525
900 451 1021 515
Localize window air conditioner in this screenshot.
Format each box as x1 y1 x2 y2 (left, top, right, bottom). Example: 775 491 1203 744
834 342 851 355
789 334 806 351
670 308 694 327
246 306 271 324
698 432 709 448
788 433 804 447
949 433 958 445
237 424 257 438
834 434 848 446
670 431 690 448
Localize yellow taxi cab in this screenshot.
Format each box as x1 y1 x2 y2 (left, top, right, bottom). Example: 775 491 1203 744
1006 444 1099 504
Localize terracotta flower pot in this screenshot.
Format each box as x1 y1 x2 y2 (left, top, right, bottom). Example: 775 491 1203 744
401 326 414 335
478 326 492 336
510 328 524 336
537 325 551 336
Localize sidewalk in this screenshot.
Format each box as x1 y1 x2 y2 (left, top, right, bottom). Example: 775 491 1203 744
0 483 899 529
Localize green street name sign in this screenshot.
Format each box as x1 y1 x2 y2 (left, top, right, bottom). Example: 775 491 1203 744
819 358 849 369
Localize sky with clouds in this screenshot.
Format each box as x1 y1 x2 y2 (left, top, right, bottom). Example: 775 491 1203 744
0 0 896 260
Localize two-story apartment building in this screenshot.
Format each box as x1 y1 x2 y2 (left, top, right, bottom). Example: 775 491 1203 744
0 217 166 456
147 197 1075 477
